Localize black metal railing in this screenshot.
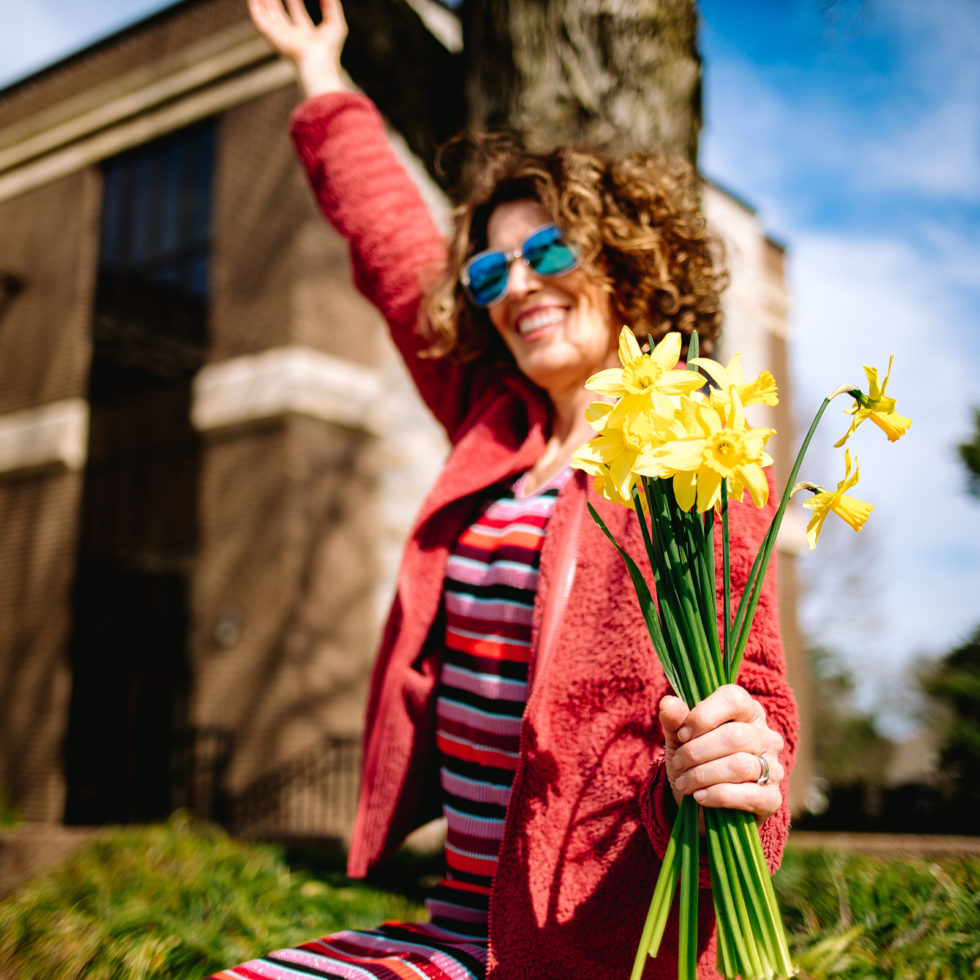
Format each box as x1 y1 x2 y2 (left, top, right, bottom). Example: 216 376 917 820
173 727 361 840
227 735 361 840
171 726 233 823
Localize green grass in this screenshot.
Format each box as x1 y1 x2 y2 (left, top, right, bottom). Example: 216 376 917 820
2 813 978 979
0 812 424 980
774 847 980 979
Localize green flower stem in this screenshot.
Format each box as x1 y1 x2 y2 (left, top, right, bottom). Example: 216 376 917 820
656 489 721 698
707 810 766 978
679 801 701 980
587 503 682 698
715 908 736 980
703 818 754 973
632 796 690 980
702 507 721 676
643 481 710 704
730 393 838 677
721 480 732 681
672 502 724 688
737 818 794 976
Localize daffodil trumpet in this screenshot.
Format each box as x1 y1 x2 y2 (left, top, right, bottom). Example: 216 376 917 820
572 329 910 980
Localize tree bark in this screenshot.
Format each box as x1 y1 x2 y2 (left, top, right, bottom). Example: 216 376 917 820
338 0 701 183
462 0 701 163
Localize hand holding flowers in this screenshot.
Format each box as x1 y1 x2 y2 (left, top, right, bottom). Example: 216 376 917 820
661 685 784 819
571 328 910 980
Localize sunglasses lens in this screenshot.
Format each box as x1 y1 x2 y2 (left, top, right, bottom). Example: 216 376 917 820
464 252 509 306
462 226 578 307
523 226 578 277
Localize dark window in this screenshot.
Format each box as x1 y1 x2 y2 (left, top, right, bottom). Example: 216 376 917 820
94 118 214 395
66 119 212 825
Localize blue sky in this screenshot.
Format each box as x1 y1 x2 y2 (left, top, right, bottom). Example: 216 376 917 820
698 0 980 729
3 1 978 731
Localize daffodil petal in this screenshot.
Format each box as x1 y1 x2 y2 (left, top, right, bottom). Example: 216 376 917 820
870 410 912 442
585 368 626 396
618 326 643 365
650 331 683 371
688 356 732 390
803 502 831 550
739 464 770 508
832 493 873 532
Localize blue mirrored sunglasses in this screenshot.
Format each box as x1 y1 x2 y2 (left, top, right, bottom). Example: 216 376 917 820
460 224 579 307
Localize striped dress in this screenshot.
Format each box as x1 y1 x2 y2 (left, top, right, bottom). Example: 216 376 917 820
208 469 569 980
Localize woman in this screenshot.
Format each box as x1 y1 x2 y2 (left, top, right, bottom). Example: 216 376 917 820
215 2 797 978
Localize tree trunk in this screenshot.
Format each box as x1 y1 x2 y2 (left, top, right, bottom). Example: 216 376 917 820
462 0 701 164
339 0 701 182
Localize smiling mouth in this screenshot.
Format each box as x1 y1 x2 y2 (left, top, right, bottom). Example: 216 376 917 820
515 307 566 337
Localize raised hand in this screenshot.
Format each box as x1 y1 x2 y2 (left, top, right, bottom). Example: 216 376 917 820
659 684 785 821
247 0 348 98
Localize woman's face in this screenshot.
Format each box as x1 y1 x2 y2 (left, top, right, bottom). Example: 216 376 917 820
483 198 619 400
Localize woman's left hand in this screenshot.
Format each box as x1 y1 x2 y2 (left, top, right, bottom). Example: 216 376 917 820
659 684 784 820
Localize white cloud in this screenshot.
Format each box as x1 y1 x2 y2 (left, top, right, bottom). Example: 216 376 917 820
702 0 980 215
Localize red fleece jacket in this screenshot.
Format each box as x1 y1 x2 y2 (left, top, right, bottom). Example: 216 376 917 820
290 92 798 980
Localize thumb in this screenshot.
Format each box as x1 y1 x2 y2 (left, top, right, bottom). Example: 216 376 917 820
659 695 689 750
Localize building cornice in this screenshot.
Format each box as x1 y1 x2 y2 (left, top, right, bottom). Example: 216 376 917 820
0 398 89 477
0 347 383 476
0 22 290 203
191 346 384 436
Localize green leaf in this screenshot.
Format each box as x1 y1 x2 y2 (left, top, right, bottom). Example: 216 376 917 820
586 502 683 698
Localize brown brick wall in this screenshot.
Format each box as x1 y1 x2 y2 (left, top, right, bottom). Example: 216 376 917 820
0 168 99 414
0 469 83 821
190 414 377 794
200 81 385 801
0 166 99 823
210 86 303 359
211 84 384 365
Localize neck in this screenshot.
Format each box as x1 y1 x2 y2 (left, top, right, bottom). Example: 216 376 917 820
548 383 596 443
521 384 597 495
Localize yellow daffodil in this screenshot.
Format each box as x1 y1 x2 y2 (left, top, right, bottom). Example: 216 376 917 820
635 392 774 512
688 352 779 409
587 328 704 417
801 450 874 549
572 396 665 506
835 356 912 447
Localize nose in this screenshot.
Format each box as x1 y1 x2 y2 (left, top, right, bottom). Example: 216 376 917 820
505 255 539 298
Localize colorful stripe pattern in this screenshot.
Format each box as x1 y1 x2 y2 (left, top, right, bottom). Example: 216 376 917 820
205 470 568 980
427 470 566 936
206 922 487 980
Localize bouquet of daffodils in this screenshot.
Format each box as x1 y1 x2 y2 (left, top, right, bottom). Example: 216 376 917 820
571 328 910 980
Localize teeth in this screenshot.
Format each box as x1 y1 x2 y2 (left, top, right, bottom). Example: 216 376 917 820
517 308 565 335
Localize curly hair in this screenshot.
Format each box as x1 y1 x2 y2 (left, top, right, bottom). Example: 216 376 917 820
422 135 727 362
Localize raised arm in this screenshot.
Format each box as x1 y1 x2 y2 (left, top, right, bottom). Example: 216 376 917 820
249 0 491 439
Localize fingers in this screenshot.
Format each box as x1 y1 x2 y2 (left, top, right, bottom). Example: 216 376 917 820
321 0 348 34
675 684 766 742
248 0 348 96
284 0 314 28
660 685 785 821
673 750 784 805
248 0 300 49
658 694 689 750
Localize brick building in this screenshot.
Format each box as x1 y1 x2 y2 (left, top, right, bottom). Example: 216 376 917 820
0 0 811 835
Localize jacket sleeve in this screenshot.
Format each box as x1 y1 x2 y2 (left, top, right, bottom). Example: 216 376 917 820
638 477 798 882
288 92 490 442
